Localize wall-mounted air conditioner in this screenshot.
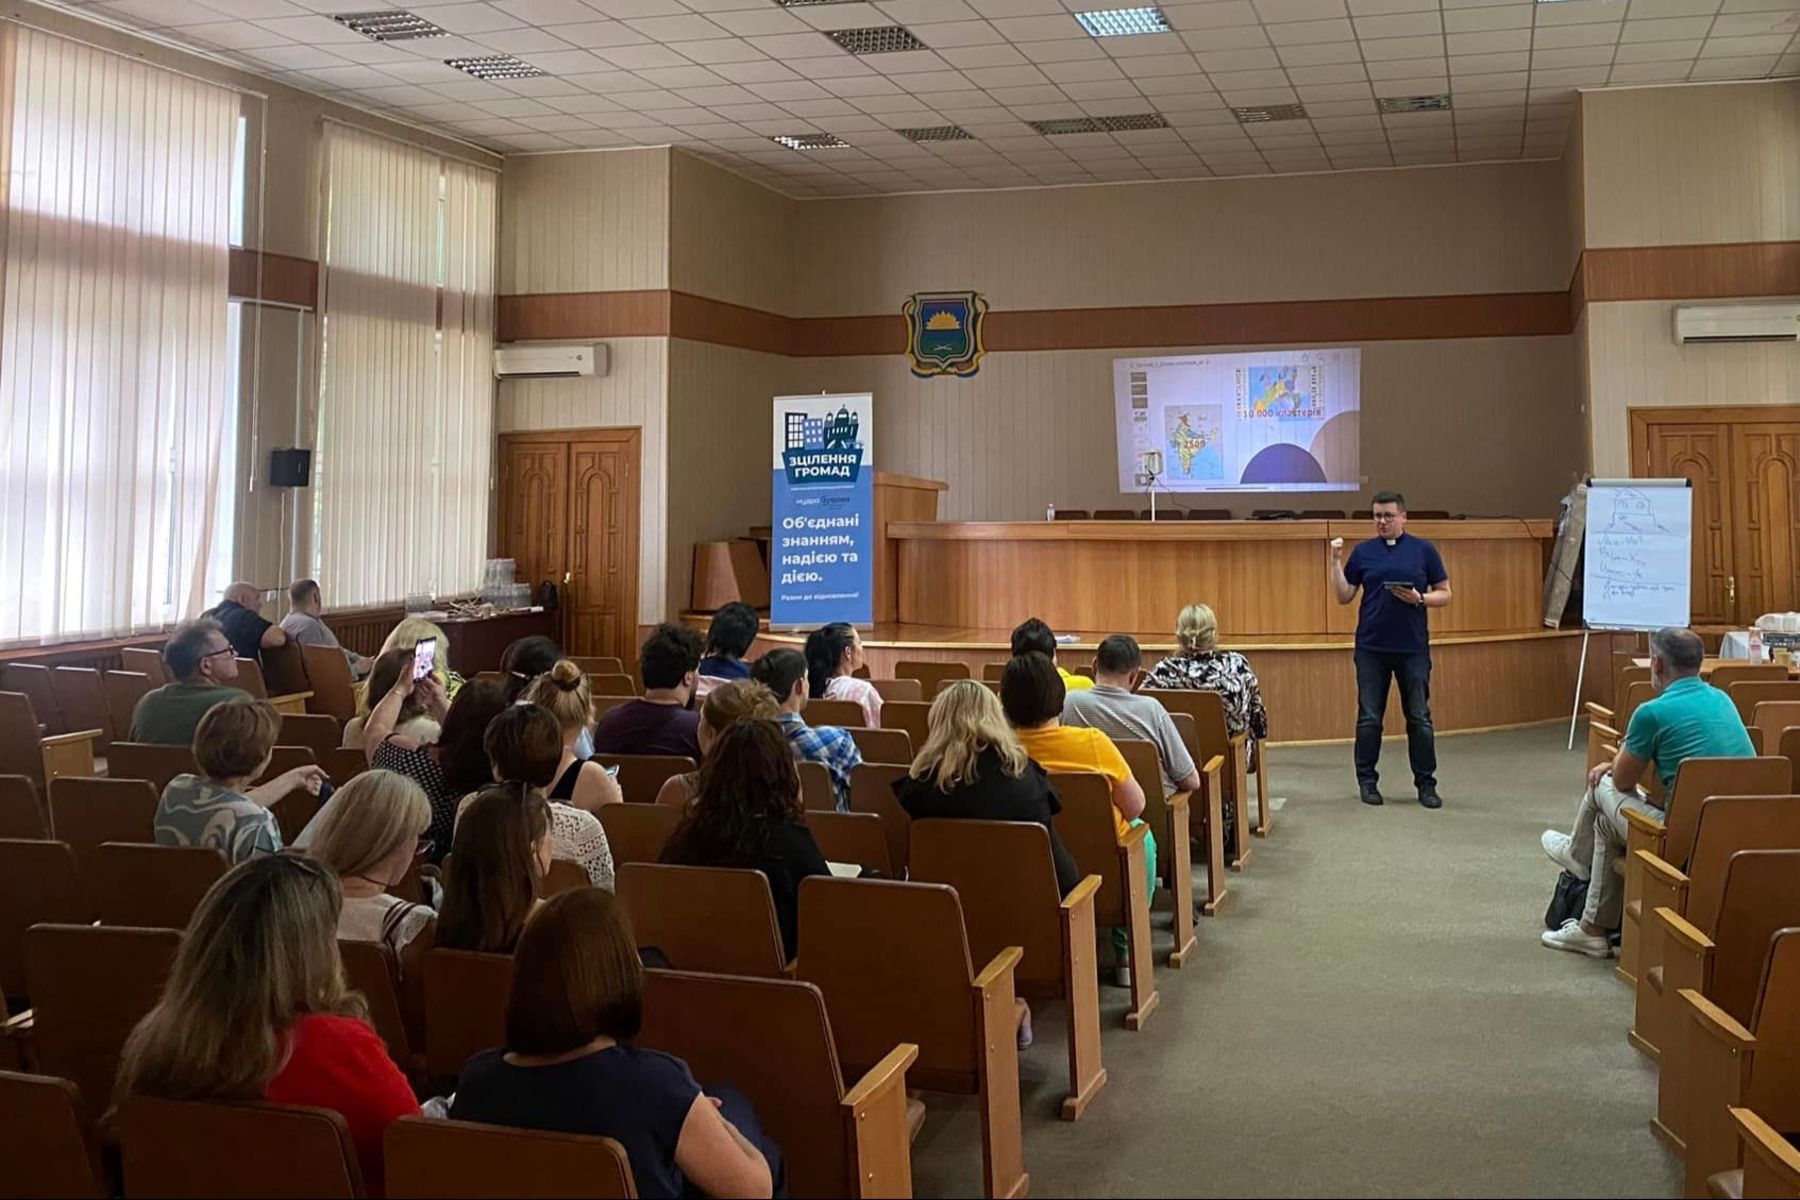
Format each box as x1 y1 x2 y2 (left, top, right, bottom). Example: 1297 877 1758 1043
1673 303 1800 344
494 343 607 378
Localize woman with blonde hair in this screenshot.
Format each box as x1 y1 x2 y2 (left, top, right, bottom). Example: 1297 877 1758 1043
893 680 1080 897
653 679 782 807
114 854 417 1194
380 615 462 697
306 769 435 969
1143 603 1269 743
525 660 625 813
344 646 446 750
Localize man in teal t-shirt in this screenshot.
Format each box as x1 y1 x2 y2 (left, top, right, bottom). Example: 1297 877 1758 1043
1538 627 1752 960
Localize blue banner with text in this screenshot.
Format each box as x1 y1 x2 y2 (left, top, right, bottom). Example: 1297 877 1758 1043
771 393 874 628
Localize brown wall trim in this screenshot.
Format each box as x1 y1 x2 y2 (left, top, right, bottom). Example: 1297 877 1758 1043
1577 241 1800 305
228 248 319 310
498 289 669 341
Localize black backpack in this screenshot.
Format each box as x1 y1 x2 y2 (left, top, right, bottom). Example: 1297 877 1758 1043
1544 870 1589 931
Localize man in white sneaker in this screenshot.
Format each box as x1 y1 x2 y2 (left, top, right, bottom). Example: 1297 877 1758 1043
1539 627 1752 958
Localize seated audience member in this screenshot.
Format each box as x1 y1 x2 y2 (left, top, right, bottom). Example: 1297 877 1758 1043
480 702 614 891
115 855 418 1194
130 617 253 744
592 623 704 760
1011 617 1094 691
1004 652 1151 982
204 581 288 662
660 720 831 961
281 578 371 680
306 769 436 969
380 616 462 697
1539 627 1754 958
343 647 445 751
526 660 627 814
895 680 1081 896
365 671 509 860
653 680 782 807
751 648 863 811
155 699 324 864
437 782 552 954
804 621 882 727
696 601 760 697
1064 633 1205 830
450 888 778 1199
1143 603 1270 744
500 635 564 701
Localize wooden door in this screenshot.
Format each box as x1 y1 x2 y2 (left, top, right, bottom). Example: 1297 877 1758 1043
497 441 569 611
1730 423 1800 619
1639 421 1734 623
566 435 640 660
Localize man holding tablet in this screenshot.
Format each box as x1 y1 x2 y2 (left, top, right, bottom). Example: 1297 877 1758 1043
1329 491 1452 809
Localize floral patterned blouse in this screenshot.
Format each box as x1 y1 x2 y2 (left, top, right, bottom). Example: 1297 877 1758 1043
1143 649 1270 741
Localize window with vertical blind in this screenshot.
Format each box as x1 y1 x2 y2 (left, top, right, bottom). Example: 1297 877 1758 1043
312 122 497 608
0 24 240 646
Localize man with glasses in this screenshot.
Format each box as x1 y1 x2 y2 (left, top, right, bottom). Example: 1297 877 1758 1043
129 617 254 745
1329 491 1452 808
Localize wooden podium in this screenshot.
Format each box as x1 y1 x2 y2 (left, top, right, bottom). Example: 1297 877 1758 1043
873 472 947 623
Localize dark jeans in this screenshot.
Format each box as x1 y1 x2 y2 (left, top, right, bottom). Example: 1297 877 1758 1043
1353 648 1437 790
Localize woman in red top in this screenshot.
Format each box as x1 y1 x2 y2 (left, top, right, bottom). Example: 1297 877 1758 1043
115 853 418 1195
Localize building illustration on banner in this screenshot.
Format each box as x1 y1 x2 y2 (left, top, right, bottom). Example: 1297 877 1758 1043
782 405 864 484
904 291 988 379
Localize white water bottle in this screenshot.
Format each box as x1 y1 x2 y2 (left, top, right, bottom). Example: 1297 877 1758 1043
1045 502 1055 522
1748 627 1765 662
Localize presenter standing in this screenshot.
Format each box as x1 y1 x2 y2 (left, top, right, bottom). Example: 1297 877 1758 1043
1329 491 1452 809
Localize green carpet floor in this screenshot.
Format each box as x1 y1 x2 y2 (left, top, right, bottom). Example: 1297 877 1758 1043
906 724 1684 1198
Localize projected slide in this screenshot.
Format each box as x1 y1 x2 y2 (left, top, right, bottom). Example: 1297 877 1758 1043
1114 348 1361 493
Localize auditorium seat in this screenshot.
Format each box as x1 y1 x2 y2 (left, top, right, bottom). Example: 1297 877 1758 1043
1299 509 1345 519
1050 772 1159 1031
541 859 587 898
48 777 157 865
850 764 910 878
0 1070 103 1198
118 648 166 686
385 1115 637 1200
279 713 342 758
422 949 512 1085
842 726 910 765
1631 796 1800 1065
639 968 918 1200
0 775 46 840
0 840 88 1003
0 692 101 795
1680 929 1800 1198
804 810 891 875
595 803 680 868
589 673 638 698
1727 1106 1800 1199
1092 509 1134 520
119 1096 364 1198
592 754 694 804
879 701 932 755
1783 729 1800 793
1187 508 1233 520
803 698 864 728
49 669 111 755
101 672 153 743
569 656 625 678
85 843 226 930
2 665 65 734
105 743 196 795
1168 712 1230 914
320 747 370 786
1649 848 1800 1149
591 695 633 723
795 760 836 813
1113 739 1197 966
1050 509 1088 521
893 661 969 700
338 939 425 1085
1750 702 1800 756
869 678 921 703
1144 689 1255 861
232 658 269 700
261 641 309 698
909 818 1107 1120
300 644 358 723
1728 681 1800 725
1408 509 1452 519
981 662 1006 683
616 863 788 978
1709 662 1789 690
796 875 1027 1200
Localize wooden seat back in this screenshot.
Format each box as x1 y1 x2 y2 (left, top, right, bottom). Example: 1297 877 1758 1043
804 810 892 875
1143 688 1229 753
1711 662 1791 690
568 656 625 677
25 924 181 1129
640 968 913 1200
1618 681 1655 730
1114 739 1172 884
255 744 317 783
1783 727 1800 792
280 713 343 758
261 641 309 697
320 747 369 785
1092 508 1135 520
49 777 158 862
797 759 836 812
1686 797 1800 933
1615 664 1651 707
893 661 969 699
102 671 153 742
910 819 1064 996
1048 771 1129 926
843 726 911 765
981 662 1006 683
1731 682 1800 725
50 668 111 753
232 658 269 699
1665 758 1794 869
593 754 696 804
1733 1106 1800 1199
118 647 167 686
1752 703 1800 755
0 774 45 840
1745 928 1800 1129
870 678 921 703
0 1070 103 1198
1709 851 1800 1027
541 857 589 897
300 644 358 722
0 839 87 1000
878 701 931 753
1051 508 1089 520
0 692 47 789
85 843 226 930
384 1115 636 1199
105 743 196 795
119 1096 364 1198
3 664 64 733
339 939 416 1069
596 802 681 868
590 673 638 697
804 698 864 728
422 949 513 1083
849 764 910 877
616 862 787 977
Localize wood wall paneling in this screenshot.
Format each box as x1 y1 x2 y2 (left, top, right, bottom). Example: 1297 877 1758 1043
1578 242 1800 304
228 248 319 309
1732 423 1800 619
496 291 669 342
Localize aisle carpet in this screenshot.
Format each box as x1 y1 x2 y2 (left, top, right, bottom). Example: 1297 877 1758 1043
906 724 1683 1198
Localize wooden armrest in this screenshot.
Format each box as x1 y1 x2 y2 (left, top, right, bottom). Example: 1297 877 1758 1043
1681 988 1755 1051
40 728 103 747
1623 807 1667 837
1201 755 1224 776
842 1042 919 1109
1117 821 1149 851
1227 732 1246 747
1639 851 1688 890
1591 722 1621 742
841 1042 918 1198
1166 790 1190 818
1731 1108 1800 1173
972 945 1024 992
2 1009 32 1037
1657 906 1714 956
1585 701 1617 722
1060 874 1103 915
271 690 314 704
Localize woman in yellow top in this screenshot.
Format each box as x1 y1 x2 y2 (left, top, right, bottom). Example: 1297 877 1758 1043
1001 651 1154 984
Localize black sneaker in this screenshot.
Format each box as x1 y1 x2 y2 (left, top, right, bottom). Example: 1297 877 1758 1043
1359 785 1384 806
1418 786 1443 810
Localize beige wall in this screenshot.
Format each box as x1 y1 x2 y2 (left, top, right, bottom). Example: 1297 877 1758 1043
669 152 792 313
499 150 669 294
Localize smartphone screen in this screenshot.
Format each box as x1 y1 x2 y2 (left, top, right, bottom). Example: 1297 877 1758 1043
412 637 437 681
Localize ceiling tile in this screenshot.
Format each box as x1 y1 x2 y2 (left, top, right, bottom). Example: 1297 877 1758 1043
1444 6 1532 33
1277 40 1365 63
1709 9 1800 33
1611 37 1703 60
1701 31 1795 52
1452 68 1529 88
1265 16 1355 42
1197 46 1282 68
745 32 847 57
1164 1 1262 29
475 27 580 52
1529 63 1611 83
1449 49 1530 72
1039 57 1127 80
710 9 814 36
1253 0 1351 23
1447 28 1530 53
1297 79 1374 98
240 45 351 71
1607 58 1698 79
1532 21 1624 46
1304 95 1377 113
1531 43 1617 67
1362 34 1445 57
878 0 984 21
1454 85 1527 103
1063 77 1143 97
582 0 693 17
1616 0 1719 17
912 19 1007 45
1689 50 1781 72
1285 60 1370 81
990 13 1088 39
1181 24 1274 50
1021 38 1111 61
409 3 527 34
1617 14 1715 39
492 0 607 20
1348 0 1437 13
1354 10 1442 36
866 49 955 72
182 20 291 49
1210 65 1293 85
939 43 1033 66
1366 55 1441 76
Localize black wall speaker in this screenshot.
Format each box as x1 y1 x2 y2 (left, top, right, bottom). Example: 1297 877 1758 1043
269 448 312 488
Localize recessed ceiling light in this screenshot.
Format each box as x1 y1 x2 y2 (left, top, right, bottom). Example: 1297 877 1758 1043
827 26 928 54
331 10 447 41
1232 103 1308 123
1095 112 1168 131
1073 7 1172 37
773 133 849 150
1027 116 1105 135
1378 93 1451 113
897 125 973 142
445 55 544 80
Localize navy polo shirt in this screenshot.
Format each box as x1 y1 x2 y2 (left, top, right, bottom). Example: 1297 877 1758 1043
1344 533 1448 654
